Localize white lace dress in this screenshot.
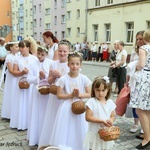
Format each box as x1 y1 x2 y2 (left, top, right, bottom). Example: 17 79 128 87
129 45 150 110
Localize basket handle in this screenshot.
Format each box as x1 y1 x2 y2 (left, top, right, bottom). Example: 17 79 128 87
19 76 27 81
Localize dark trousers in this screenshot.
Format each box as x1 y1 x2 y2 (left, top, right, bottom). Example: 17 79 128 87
116 67 126 94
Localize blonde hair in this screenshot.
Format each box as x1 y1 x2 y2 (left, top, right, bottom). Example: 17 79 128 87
24 36 37 55
143 29 150 42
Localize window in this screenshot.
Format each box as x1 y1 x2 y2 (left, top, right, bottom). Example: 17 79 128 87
46 23 51 29
126 22 134 43
67 0 71 2
95 0 100 6
26 10 28 17
107 0 113 4
45 8 50 15
61 15 65 24
55 32 57 37
39 4 41 12
12 2 14 8
93 25 98 41
77 9 80 18
147 21 150 29
34 19 37 27
26 22 28 30
77 27 80 36
67 11 71 19
55 16 57 25
105 24 111 42
40 32 42 40
30 22 33 29
30 9 32 16
67 28 71 36
33 6 36 14
34 32 37 39
62 0 65 7
54 0 57 8
39 18 42 26
62 31 65 39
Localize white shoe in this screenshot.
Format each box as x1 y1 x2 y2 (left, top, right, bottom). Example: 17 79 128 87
130 125 140 133
113 94 118 97
140 129 144 134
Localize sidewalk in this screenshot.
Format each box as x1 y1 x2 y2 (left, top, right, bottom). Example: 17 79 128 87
82 60 110 67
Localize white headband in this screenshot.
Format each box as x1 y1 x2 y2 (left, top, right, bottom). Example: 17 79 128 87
7 41 19 45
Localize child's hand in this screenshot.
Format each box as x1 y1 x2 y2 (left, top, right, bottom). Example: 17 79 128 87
22 68 28 75
50 70 61 78
72 88 79 98
102 120 112 127
39 71 45 79
106 119 113 126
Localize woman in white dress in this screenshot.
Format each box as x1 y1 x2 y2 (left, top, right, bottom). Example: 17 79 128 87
49 51 92 150
1 41 19 119
42 31 59 60
27 46 53 146
10 40 38 130
84 76 116 150
38 40 70 148
129 29 150 149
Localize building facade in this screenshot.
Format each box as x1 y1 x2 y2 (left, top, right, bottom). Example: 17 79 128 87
0 0 12 41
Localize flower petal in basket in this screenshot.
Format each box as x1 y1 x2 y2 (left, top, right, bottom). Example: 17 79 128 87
98 126 120 141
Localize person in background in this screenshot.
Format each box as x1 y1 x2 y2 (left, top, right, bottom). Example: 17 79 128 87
24 36 37 56
108 40 119 95
42 31 59 60
84 76 116 150
97 43 103 62
102 42 108 61
81 41 86 60
129 29 150 149
110 41 127 95
74 42 81 52
0 37 8 68
84 41 90 61
91 42 97 62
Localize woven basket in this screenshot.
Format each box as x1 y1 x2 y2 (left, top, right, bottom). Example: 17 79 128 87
18 77 30 89
98 126 120 141
38 85 50 95
72 100 85 115
49 85 57 95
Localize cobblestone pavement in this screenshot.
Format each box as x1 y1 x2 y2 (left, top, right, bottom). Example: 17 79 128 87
0 61 149 150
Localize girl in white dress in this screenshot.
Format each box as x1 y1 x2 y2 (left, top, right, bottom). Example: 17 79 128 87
1 41 19 119
27 46 53 146
38 40 70 148
49 51 92 150
84 76 116 150
10 40 38 130
42 31 59 60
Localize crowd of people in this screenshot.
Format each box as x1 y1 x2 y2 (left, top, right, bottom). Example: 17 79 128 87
0 29 150 150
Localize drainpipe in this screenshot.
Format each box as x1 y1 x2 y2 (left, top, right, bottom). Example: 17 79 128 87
85 0 88 42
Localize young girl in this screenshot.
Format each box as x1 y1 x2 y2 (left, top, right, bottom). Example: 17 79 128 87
10 40 38 130
49 51 92 150
26 46 53 146
38 39 70 148
84 76 116 150
1 41 19 119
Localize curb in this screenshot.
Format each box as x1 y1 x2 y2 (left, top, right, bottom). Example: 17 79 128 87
82 61 110 67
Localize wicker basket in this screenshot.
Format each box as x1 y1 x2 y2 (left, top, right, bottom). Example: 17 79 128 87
49 85 57 95
38 85 50 95
18 77 30 89
98 126 120 141
72 100 85 115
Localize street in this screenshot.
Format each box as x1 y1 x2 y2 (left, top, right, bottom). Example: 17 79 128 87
0 61 149 150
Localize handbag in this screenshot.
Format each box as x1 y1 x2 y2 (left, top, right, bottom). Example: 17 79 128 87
115 86 130 116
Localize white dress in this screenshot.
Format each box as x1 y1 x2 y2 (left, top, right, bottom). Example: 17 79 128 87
83 98 116 150
49 73 92 150
38 60 69 148
10 54 38 130
26 58 53 146
47 43 58 60
1 53 18 119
